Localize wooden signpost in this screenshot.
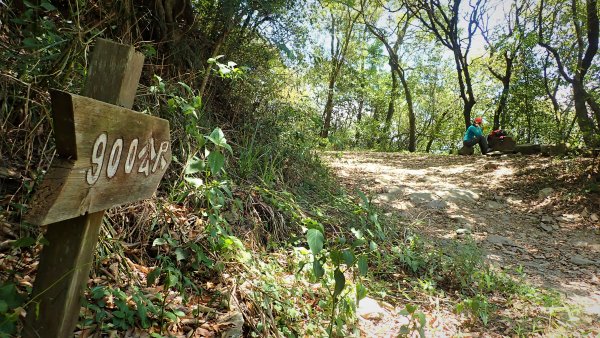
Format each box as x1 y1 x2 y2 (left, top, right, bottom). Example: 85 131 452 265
22 39 171 338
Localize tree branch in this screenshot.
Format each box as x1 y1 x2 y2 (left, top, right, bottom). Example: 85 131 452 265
581 0 599 78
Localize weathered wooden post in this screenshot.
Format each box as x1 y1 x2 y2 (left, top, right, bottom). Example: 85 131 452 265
22 39 171 338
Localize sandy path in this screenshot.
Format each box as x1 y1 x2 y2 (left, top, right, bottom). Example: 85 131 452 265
324 151 600 335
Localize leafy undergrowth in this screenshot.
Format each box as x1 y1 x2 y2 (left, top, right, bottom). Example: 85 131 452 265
2 150 595 337
2 78 598 337
507 155 600 214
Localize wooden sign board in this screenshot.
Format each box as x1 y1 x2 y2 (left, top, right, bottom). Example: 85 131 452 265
25 90 171 225
23 39 168 338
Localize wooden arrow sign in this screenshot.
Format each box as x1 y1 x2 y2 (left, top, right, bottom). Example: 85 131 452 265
25 90 171 226
22 39 171 338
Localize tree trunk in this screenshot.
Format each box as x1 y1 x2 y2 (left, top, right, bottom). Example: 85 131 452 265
538 0 599 147
494 78 510 130
573 79 598 146
397 68 416 152
526 95 532 143
490 55 513 131
464 99 475 130
357 25 367 123
319 9 359 139
425 110 449 153
380 69 398 147
453 51 476 129
384 68 398 134
320 73 336 138
584 89 600 130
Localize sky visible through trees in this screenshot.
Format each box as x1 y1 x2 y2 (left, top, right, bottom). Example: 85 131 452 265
299 0 599 152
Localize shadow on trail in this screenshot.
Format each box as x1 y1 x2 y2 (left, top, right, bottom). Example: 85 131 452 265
325 151 600 317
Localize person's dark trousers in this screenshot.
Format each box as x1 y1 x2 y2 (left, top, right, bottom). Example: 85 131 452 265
463 136 488 155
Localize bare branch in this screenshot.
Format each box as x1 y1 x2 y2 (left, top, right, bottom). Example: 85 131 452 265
571 0 585 63
581 0 599 78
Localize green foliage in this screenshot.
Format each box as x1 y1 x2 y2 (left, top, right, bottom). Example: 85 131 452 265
295 190 387 336
207 55 247 79
232 102 322 187
398 304 426 338
393 237 490 293
455 294 492 326
0 283 25 337
306 228 324 256
82 286 185 332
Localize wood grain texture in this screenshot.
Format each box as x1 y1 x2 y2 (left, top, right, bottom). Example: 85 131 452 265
82 38 144 109
22 211 104 338
25 90 171 225
23 39 156 338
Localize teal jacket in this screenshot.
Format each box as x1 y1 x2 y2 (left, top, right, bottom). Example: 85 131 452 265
463 125 483 141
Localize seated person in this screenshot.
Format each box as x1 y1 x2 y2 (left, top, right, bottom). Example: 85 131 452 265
463 117 488 155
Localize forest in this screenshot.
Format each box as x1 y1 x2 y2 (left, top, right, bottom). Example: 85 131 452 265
0 0 599 337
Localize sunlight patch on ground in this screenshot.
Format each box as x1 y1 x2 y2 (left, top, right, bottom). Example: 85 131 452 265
327 152 600 336
569 293 600 316
492 166 514 177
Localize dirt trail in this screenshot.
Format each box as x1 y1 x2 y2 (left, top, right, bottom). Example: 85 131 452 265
324 151 600 336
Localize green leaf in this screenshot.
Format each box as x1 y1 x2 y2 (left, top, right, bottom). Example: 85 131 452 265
22 37 39 49
220 183 233 198
416 312 426 327
206 128 226 146
207 55 224 64
12 236 36 248
40 1 57 11
91 286 107 300
152 238 167 246
352 239 366 247
312 259 324 279
480 311 489 325
357 190 369 206
147 268 161 286
329 250 342 265
10 18 28 25
333 269 345 298
342 250 355 266
221 142 233 154
205 128 233 154
174 248 187 261
178 82 193 95
369 240 378 251
357 255 368 276
306 229 324 256
405 303 417 314
351 228 364 240
166 271 178 288
356 283 367 301
181 104 195 115
218 65 231 75
164 311 177 322
0 300 8 313
207 151 225 175
302 218 324 234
